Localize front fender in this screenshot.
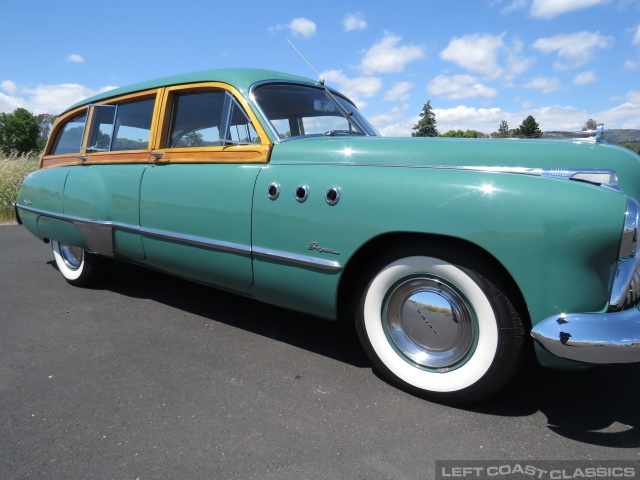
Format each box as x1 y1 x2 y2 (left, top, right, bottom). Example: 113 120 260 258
251 164 625 325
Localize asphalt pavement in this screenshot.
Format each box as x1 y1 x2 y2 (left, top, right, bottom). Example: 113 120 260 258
2 225 640 479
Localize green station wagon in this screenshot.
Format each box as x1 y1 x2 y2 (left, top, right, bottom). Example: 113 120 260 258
14 68 640 403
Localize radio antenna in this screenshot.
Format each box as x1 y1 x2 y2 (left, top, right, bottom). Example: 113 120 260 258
287 39 325 85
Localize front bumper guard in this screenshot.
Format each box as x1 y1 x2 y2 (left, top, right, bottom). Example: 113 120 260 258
531 309 640 364
532 246 640 364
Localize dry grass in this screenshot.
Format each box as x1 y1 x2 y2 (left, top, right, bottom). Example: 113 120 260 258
0 151 40 222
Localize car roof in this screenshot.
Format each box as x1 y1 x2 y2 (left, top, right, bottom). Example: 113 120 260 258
63 68 318 113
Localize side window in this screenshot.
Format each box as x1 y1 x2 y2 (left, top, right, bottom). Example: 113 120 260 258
226 100 260 144
51 112 87 154
168 91 225 147
86 97 155 151
167 90 260 148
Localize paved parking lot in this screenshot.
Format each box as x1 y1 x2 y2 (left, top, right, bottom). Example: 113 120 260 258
2 225 640 479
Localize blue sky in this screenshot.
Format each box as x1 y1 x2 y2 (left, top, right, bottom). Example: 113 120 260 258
1 0 639 135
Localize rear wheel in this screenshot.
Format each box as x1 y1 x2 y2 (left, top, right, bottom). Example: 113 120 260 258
51 241 111 287
355 247 524 404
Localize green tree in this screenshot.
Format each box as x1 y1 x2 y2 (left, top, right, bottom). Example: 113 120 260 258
494 120 509 138
412 100 438 137
35 113 57 150
441 129 464 137
622 143 640 154
582 118 597 131
0 108 40 154
518 115 542 138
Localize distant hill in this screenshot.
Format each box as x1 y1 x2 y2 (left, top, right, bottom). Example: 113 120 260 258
542 129 640 152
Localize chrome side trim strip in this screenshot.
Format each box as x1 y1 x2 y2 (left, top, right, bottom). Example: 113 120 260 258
15 204 251 255
140 226 251 254
15 204 342 271
269 162 608 177
253 246 342 271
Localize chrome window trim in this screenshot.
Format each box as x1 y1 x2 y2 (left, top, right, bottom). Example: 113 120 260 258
248 80 370 144
15 204 342 272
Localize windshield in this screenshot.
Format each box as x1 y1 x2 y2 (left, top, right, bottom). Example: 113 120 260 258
252 83 379 140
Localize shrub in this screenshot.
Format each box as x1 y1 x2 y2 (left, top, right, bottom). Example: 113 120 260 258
0 150 39 222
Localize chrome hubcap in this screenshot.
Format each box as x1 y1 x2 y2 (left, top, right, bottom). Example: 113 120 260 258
383 277 476 369
59 244 83 270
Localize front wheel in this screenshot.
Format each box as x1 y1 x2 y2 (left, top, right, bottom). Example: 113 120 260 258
51 241 111 287
355 249 524 404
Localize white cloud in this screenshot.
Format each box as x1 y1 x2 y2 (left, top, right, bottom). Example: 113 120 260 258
369 106 406 127
384 82 412 102
1 80 17 94
321 70 382 108
441 33 505 78
524 76 561 94
359 33 424 74
533 31 614 70
530 0 611 19
290 18 316 37
377 87 640 136
0 82 117 115
624 59 640 70
271 18 316 38
428 74 498 99
440 33 533 80
67 54 85 63
499 0 529 14
634 24 640 45
573 70 597 85
343 13 366 32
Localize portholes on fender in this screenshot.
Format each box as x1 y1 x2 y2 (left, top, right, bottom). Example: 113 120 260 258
295 185 309 203
268 183 280 200
326 187 341 205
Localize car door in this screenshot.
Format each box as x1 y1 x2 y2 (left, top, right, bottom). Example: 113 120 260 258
139 84 271 292
56 92 162 260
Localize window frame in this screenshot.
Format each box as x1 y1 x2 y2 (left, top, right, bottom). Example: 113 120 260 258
155 82 272 164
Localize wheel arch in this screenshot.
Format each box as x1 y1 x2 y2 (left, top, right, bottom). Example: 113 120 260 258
337 232 531 332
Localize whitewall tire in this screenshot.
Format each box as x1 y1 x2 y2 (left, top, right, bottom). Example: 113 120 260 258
355 248 524 404
51 241 111 287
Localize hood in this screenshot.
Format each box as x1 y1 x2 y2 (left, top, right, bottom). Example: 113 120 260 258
270 136 640 199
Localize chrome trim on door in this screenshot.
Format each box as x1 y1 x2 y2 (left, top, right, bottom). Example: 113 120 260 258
253 246 342 271
15 204 341 271
140 226 251 254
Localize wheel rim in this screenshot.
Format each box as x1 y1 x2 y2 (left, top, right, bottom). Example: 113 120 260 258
59 244 84 270
382 276 477 370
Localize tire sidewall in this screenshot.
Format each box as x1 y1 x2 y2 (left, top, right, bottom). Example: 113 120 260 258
52 240 85 281
358 254 504 398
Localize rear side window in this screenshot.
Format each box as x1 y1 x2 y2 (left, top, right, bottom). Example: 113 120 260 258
167 89 260 148
51 113 87 154
86 98 155 151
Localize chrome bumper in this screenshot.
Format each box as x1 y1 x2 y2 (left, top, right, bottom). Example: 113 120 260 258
531 309 640 364
532 250 640 364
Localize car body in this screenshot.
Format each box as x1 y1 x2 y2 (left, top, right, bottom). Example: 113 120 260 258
14 68 640 403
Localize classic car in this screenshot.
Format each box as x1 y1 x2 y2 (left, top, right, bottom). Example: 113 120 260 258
14 68 640 404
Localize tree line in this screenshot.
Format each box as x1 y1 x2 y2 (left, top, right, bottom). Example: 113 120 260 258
410 101 640 154
412 100 544 139
0 108 56 155
1 105 639 154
